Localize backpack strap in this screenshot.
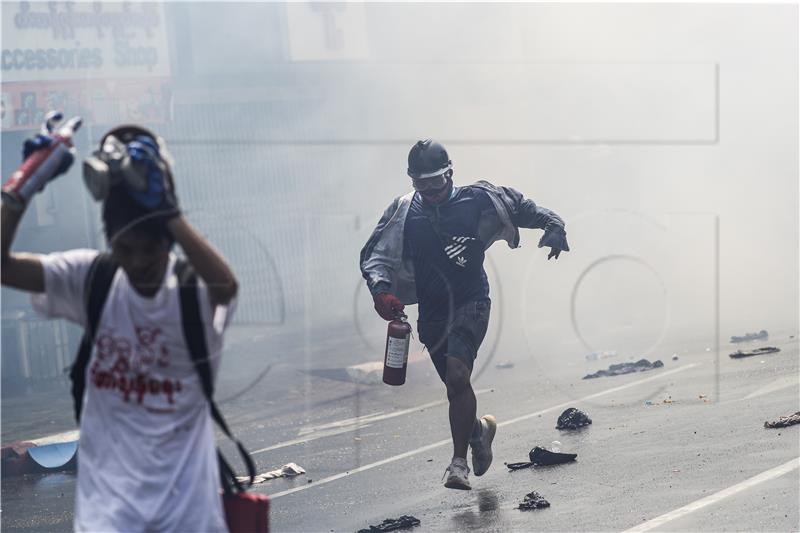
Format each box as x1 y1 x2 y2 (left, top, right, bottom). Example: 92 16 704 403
174 258 255 491
71 253 119 423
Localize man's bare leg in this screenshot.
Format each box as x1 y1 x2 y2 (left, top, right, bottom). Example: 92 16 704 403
445 356 476 459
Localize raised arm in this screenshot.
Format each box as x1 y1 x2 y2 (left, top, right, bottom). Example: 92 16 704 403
1 202 45 292
113 131 238 308
167 215 238 307
2 112 80 291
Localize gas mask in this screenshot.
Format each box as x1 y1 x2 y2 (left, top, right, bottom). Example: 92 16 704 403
82 126 172 201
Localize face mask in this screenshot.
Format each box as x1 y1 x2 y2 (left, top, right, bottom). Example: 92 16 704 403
82 133 169 201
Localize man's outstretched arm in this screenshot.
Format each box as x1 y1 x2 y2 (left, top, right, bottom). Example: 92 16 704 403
502 186 570 259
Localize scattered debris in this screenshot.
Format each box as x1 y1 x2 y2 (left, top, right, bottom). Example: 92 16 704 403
556 407 592 430
730 330 768 343
764 412 800 429
507 446 577 470
672 354 679 361
518 491 550 511
583 359 663 379
729 346 780 359
357 515 421 533
645 397 680 406
699 394 710 403
495 361 515 369
237 463 305 484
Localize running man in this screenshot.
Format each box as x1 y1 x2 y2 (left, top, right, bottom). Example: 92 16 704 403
360 139 570 489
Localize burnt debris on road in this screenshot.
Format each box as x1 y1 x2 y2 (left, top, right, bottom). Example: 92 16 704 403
583 359 664 379
357 515 421 533
764 412 800 429
730 330 769 343
729 346 781 359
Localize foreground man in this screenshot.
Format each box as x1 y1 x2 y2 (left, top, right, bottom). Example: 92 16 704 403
360 139 570 490
1 115 237 531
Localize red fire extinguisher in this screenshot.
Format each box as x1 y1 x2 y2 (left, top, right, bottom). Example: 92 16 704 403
383 312 412 386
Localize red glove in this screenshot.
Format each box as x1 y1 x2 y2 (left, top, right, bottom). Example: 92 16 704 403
373 292 404 321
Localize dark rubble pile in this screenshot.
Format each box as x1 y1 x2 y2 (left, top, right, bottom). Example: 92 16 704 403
357 516 421 533
518 491 550 511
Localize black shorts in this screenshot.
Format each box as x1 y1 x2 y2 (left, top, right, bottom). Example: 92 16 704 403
417 298 491 383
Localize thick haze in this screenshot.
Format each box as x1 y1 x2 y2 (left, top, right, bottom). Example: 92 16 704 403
1 3 797 397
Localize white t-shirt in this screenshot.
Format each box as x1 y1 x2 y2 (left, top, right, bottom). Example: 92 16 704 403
31 249 234 533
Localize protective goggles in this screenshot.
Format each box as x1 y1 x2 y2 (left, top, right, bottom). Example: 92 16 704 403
411 169 453 192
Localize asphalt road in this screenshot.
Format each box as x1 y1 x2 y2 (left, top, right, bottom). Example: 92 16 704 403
2 328 798 532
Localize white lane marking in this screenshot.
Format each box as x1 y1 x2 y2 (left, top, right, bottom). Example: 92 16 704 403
623 457 800 532
251 389 491 456
268 363 699 499
297 411 386 437
29 429 80 446
742 375 799 400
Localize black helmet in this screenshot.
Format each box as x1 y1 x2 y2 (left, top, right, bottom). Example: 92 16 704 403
407 139 452 179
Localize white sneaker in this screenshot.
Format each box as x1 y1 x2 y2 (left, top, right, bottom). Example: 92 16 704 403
443 457 471 490
470 414 497 477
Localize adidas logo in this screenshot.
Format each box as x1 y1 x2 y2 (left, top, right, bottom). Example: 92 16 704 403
455 256 467 268
444 236 475 260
